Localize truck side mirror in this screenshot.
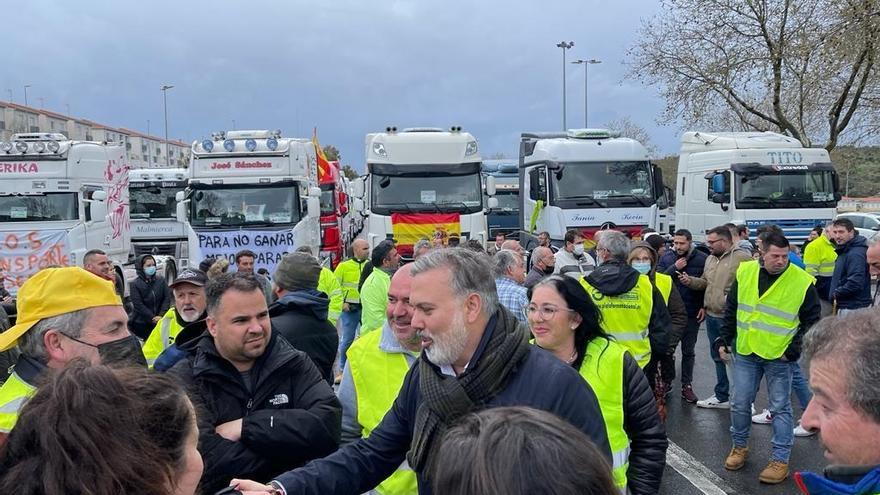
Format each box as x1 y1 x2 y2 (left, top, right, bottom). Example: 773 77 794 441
352 178 365 199
307 197 320 218
353 198 365 213
90 190 108 202
176 200 189 223
175 191 185 202
711 173 727 194
487 197 499 209
485 175 497 196
652 164 665 200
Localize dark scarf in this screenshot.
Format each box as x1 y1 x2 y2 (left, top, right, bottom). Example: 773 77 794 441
407 308 530 475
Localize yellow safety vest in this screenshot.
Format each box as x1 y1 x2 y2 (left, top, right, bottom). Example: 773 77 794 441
142 307 184 368
803 235 837 278
578 337 630 492
347 329 418 495
318 267 344 326
735 261 814 360
581 275 654 368
0 371 36 434
360 269 392 333
334 258 367 304
654 272 672 304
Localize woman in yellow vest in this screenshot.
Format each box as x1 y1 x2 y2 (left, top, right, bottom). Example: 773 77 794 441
527 275 667 494
628 242 688 396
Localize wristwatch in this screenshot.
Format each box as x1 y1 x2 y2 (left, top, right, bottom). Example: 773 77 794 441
267 481 286 495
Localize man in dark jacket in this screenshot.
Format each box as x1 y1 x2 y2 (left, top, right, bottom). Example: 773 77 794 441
829 218 872 314
657 228 707 403
269 252 339 385
169 272 341 493
128 254 172 339
231 248 611 495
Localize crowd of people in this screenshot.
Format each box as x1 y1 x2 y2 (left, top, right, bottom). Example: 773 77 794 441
0 219 878 494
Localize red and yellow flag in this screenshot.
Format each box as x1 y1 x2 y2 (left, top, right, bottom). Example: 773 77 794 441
391 213 461 254
312 128 331 182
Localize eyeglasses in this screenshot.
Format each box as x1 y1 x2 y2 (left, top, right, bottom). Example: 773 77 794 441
526 304 576 320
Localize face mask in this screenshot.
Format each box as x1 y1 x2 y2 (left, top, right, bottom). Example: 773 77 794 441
542 265 555 275
573 244 585 256
144 266 157 277
65 333 148 368
632 261 652 274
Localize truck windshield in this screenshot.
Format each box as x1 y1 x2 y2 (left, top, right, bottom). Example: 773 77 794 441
492 189 519 212
189 184 301 227
371 173 483 215
0 193 78 222
130 184 184 220
320 184 336 216
735 170 836 208
550 161 654 206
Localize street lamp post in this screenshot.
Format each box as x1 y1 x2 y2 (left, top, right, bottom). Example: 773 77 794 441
556 41 575 131
160 85 174 168
23 85 31 107
571 59 602 128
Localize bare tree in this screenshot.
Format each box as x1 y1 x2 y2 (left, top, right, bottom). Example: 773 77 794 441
628 0 880 150
323 145 340 161
604 116 660 156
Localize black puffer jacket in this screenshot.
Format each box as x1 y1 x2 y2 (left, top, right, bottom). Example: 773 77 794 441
269 289 339 385
169 332 341 493
128 254 171 339
619 351 668 494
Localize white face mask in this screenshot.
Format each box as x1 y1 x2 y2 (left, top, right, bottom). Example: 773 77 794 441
573 244 585 256
632 261 652 274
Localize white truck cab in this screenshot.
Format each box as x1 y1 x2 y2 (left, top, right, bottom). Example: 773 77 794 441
519 129 668 246
353 127 495 258
176 130 321 273
675 131 839 243
129 167 188 264
0 133 130 294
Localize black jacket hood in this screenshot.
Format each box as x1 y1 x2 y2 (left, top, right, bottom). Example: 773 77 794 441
269 289 330 321
584 261 641 296
135 254 157 280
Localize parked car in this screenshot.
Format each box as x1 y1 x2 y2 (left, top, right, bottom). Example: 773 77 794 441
835 212 880 240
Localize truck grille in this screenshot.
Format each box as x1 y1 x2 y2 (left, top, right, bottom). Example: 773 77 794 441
133 244 177 257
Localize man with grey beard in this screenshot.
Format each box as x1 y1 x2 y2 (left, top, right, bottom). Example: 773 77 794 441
142 269 208 368
230 247 610 495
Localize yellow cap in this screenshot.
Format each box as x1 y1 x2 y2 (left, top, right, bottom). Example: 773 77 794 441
0 267 122 352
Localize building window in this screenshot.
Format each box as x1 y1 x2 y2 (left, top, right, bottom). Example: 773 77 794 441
0 121 5 130
29 126 39 132
125 142 131 150
142 154 148 161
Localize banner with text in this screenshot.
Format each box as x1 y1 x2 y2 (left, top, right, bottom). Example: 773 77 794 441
0 230 71 295
196 229 297 275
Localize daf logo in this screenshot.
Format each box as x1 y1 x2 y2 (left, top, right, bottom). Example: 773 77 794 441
600 222 616 230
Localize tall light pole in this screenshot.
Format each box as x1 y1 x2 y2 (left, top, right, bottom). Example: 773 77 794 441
571 59 602 128
556 41 574 131
23 85 31 107
160 85 174 168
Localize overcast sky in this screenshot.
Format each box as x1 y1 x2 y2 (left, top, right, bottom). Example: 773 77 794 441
5 0 678 170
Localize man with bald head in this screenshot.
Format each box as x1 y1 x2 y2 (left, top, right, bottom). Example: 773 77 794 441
334 238 371 371
524 246 556 290
337 263 420 494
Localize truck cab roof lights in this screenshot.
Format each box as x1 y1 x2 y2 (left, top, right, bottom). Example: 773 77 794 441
245 139 257 152
201 140 214 152
12 132 66 142
0 142 12 153
566 128 620 139
14 141 28 153
385 126 398 133
32 142 46 153
266 137 278 151
401 127 444 133
223 139 235 152
465 140 479 156
372 142 387 157
46 141 60 153
450 126 463 132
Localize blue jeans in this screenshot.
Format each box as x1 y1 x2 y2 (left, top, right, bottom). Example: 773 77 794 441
731 353 794 462
791 362 812 410
338 306 362 370
705 316 731 402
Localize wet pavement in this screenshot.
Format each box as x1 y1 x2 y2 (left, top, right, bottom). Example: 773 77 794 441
660 327 825 494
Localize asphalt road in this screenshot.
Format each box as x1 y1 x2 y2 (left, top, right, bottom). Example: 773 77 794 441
660 327 825 494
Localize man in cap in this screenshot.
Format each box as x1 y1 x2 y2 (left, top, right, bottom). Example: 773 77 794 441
270 252 339 385
142 269 209 368
0 267 145 445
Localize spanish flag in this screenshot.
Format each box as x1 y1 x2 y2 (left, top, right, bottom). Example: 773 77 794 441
391 213 461 254
312 128 331 182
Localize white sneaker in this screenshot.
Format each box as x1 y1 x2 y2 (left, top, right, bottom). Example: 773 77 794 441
794 421 817 437
752 408 773 424
697 395 731 409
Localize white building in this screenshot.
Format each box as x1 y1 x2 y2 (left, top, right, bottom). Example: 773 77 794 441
0 100 189 169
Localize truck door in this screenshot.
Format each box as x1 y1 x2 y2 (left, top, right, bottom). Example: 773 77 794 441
522 166 547 233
